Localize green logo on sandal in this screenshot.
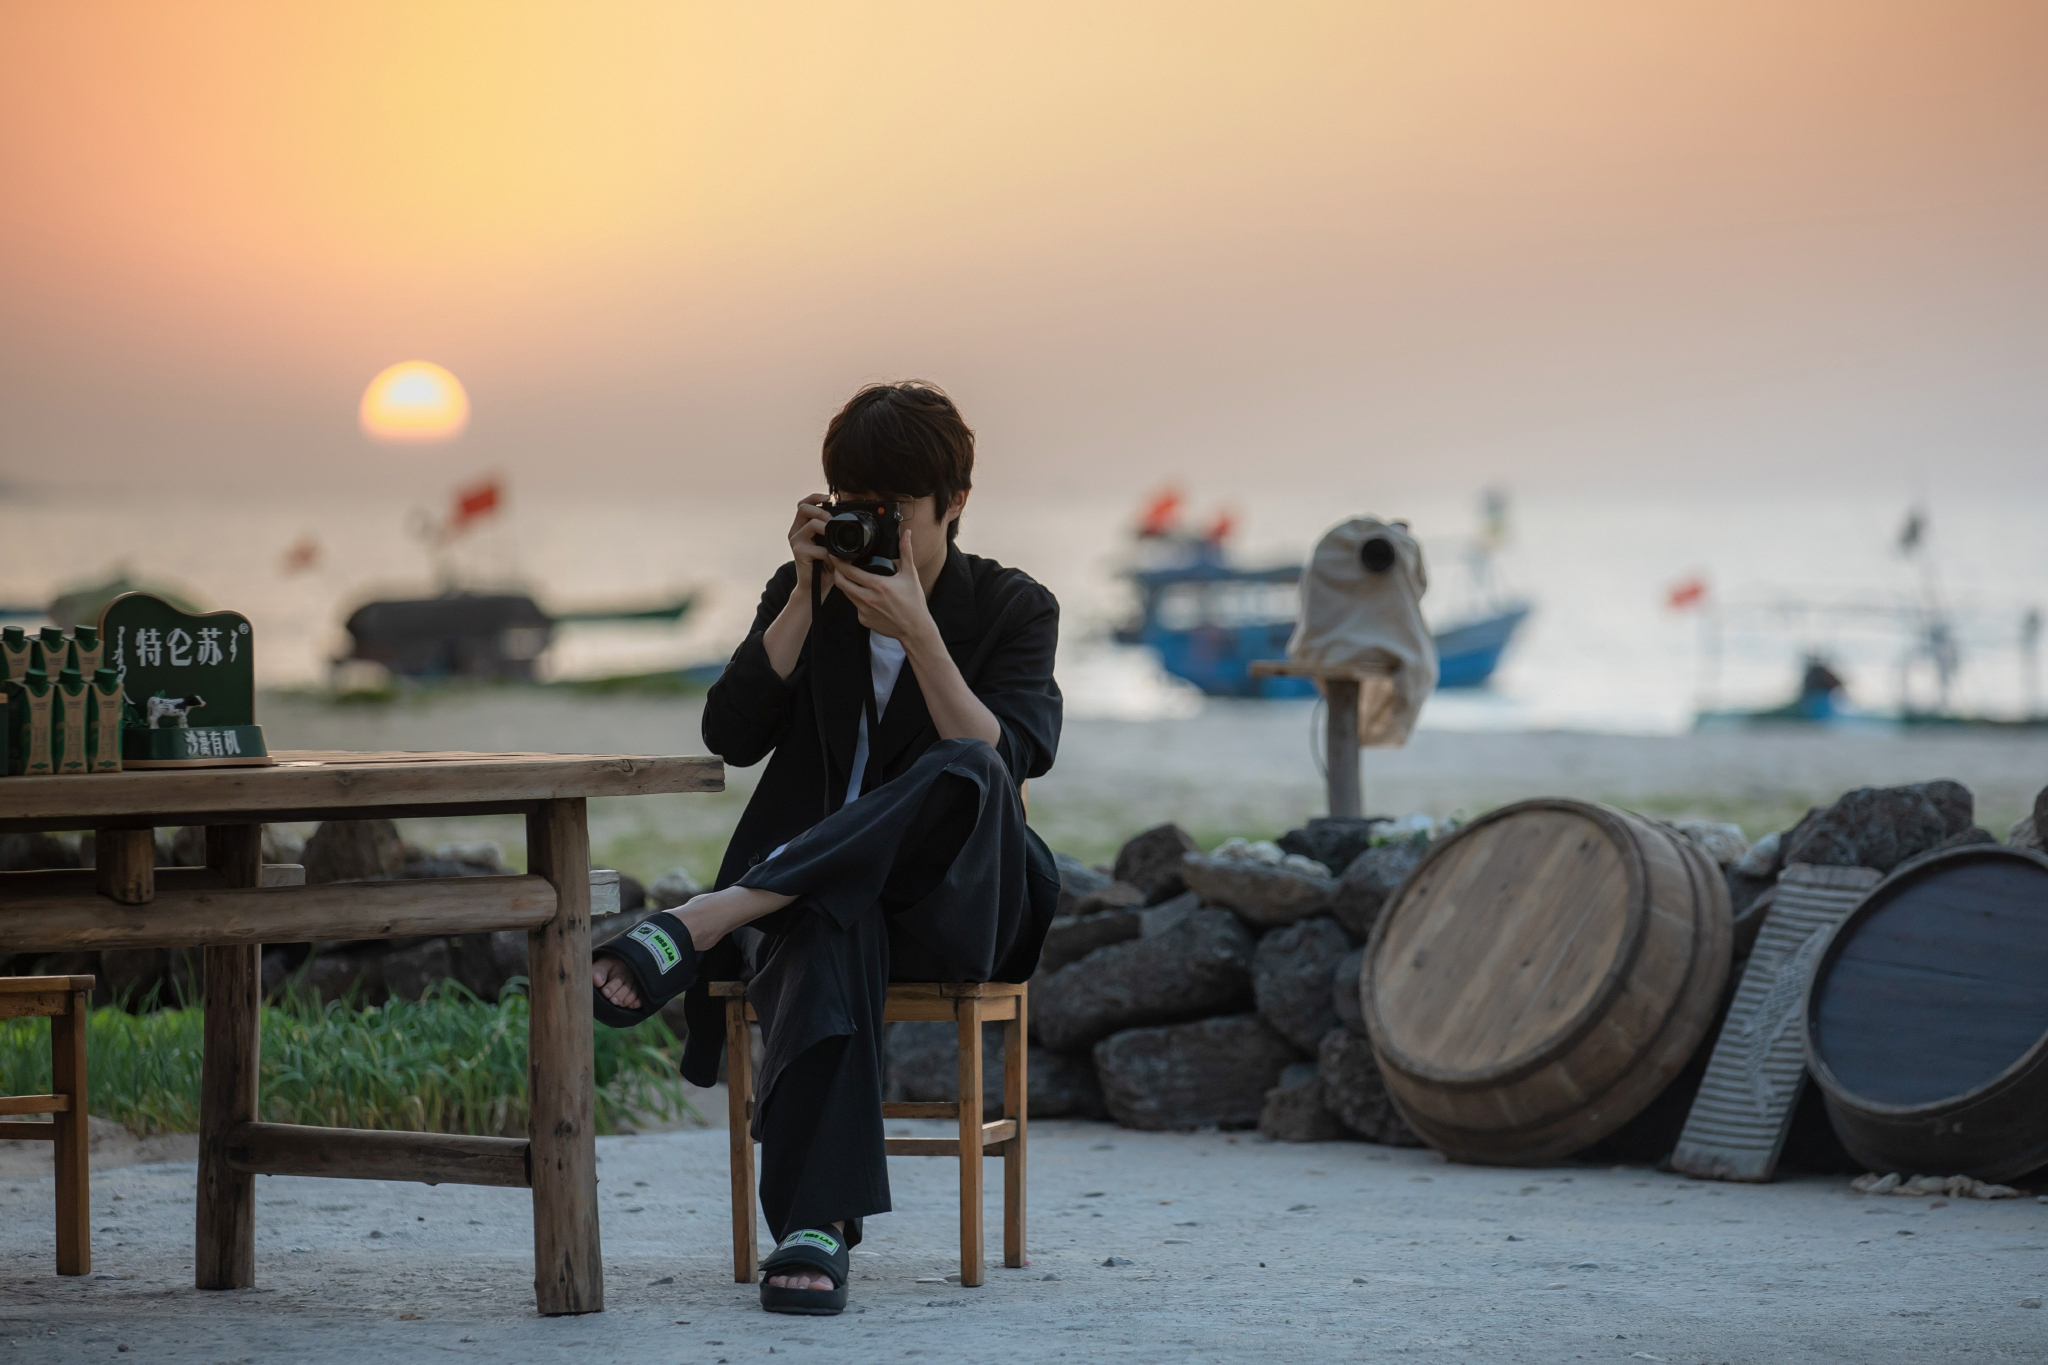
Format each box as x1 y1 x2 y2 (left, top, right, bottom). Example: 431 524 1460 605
628 922 683 973
781 1229 840 1254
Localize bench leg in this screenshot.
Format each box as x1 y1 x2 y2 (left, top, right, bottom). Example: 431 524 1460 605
726 996 757 1282
53 985 90 1276
1003 990 1027 1270
527 799 604 1315
196 824 262 1289
956 996 985 1287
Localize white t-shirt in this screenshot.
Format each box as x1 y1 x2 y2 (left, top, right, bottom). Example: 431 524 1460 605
767 632 911 863
846 631 909 804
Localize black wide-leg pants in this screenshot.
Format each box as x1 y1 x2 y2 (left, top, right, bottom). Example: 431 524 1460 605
732 737 1040 1247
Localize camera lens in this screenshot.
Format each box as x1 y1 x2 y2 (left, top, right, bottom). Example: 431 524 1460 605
1360 536 1397 573
825 511 876 559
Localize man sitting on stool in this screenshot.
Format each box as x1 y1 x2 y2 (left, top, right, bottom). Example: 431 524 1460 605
590 381 1061 1316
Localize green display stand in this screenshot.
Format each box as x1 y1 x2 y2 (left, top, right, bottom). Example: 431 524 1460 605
98 593 272 769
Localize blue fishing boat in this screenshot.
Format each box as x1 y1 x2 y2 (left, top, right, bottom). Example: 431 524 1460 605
1111 492 1530 698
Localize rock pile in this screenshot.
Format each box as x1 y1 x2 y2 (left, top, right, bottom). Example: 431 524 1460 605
1011 820 1439 1145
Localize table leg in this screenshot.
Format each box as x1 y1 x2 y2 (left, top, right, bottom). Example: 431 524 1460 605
526 798 603 1315
196 824 262 1290
53 984 90 1276
1324 676 1363 819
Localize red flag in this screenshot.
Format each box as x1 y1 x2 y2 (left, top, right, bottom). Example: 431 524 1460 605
449 477 502 534
1136 487 1183 538
1666 575 1708 611
1204 508 1236 544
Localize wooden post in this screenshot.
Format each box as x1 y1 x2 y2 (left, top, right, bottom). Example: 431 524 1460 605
525 799 603 1315
95 827 154 905
1002 987 1027 1270
196 824 262 1290
52 983 90 1276
956 994 985 1287
1324 676 1363 819
725 994 758 1283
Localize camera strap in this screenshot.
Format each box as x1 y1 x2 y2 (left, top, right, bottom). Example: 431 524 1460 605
807 565 886 815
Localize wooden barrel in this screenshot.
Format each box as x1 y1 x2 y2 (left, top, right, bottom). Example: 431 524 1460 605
1363 799 1732 1164
1805 844 2048 1181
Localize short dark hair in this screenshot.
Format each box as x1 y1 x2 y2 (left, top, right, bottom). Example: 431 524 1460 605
822 382 974 542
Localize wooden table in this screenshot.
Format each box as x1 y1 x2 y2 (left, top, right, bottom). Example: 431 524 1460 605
0 750 723 1316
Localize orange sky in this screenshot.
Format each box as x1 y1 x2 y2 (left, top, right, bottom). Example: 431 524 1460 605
3 1 2045 496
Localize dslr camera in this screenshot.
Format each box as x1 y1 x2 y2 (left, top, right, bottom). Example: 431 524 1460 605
821 498 904 575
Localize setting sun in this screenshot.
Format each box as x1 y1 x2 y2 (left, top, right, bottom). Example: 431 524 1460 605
359 360 469 442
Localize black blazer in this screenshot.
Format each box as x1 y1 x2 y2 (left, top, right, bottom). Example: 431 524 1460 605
677 544 1062 1083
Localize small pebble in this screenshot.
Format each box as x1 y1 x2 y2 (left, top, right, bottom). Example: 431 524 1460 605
1039 1274 1060 1282
1102 1256 1133 1267
1897 1230 1913 1236
1163 1238 1191 1245
1505 1235 1522 1242
649 1276 674 1286
1570 1262 1599 1270
2021 1297 2041 1310
368 1230 383 1239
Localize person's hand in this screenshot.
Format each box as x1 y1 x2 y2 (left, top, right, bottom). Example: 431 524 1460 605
592 956 644 1012
835 522 938 647
788 494 835 596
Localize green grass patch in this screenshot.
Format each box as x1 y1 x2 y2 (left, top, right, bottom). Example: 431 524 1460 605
0 983 695 1138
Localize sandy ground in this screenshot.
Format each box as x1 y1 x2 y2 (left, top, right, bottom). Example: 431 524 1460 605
259 692 2048 871
2 1118 2044 1364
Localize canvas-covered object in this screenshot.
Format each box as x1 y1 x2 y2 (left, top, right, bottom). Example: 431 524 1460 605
1286 517 1435 746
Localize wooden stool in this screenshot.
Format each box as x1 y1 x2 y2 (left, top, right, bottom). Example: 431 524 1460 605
712 980 1026 1288
1 974 94 1276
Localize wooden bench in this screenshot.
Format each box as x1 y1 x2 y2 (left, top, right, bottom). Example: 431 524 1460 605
1 974 94 1276
711 979 1027 1287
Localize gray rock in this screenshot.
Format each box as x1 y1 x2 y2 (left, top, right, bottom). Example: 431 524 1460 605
1074 881 1146 916
1113 824 1200 902
1252 917 1355 1051
1259 1062 1346 1142
1094 1014 1299 1131
294 948 389 1006
381 938 457 1000
447 929 528 1001
1054 851 1115 917
885 1021 1105 1118
1033 908 1256 1052
1037 910 1143 974
650 866 702 910
1278 818 1390 878
1669 820 1748 867
1332 947 1367 1036
0 832 79 871
1181 853 1337 928
1781 781 1973 874
1317 1028 1421 1146
1138 890 1201 936
2008 812 2042 852
1734 829 1785 879
261 826 307 866
302 820 406 883
1328 837 1425 941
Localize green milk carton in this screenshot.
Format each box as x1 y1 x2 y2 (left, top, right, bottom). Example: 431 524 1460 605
0 626 29 683
72 625 105 678
88 668 123 773
5 660 56 776
53 664 90 774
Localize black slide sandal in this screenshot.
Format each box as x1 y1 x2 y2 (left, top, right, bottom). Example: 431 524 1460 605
759 1228 850 1316
590 911 700 1028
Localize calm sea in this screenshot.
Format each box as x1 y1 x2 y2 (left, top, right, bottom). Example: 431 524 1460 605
4 484 2043 735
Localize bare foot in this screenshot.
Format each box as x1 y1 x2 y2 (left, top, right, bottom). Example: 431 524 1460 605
767 1222 845 1291
592 957 643 1011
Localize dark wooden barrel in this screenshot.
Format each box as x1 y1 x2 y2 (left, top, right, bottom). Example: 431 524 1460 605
1363 799 1731 1164
1805 844 2048 1181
